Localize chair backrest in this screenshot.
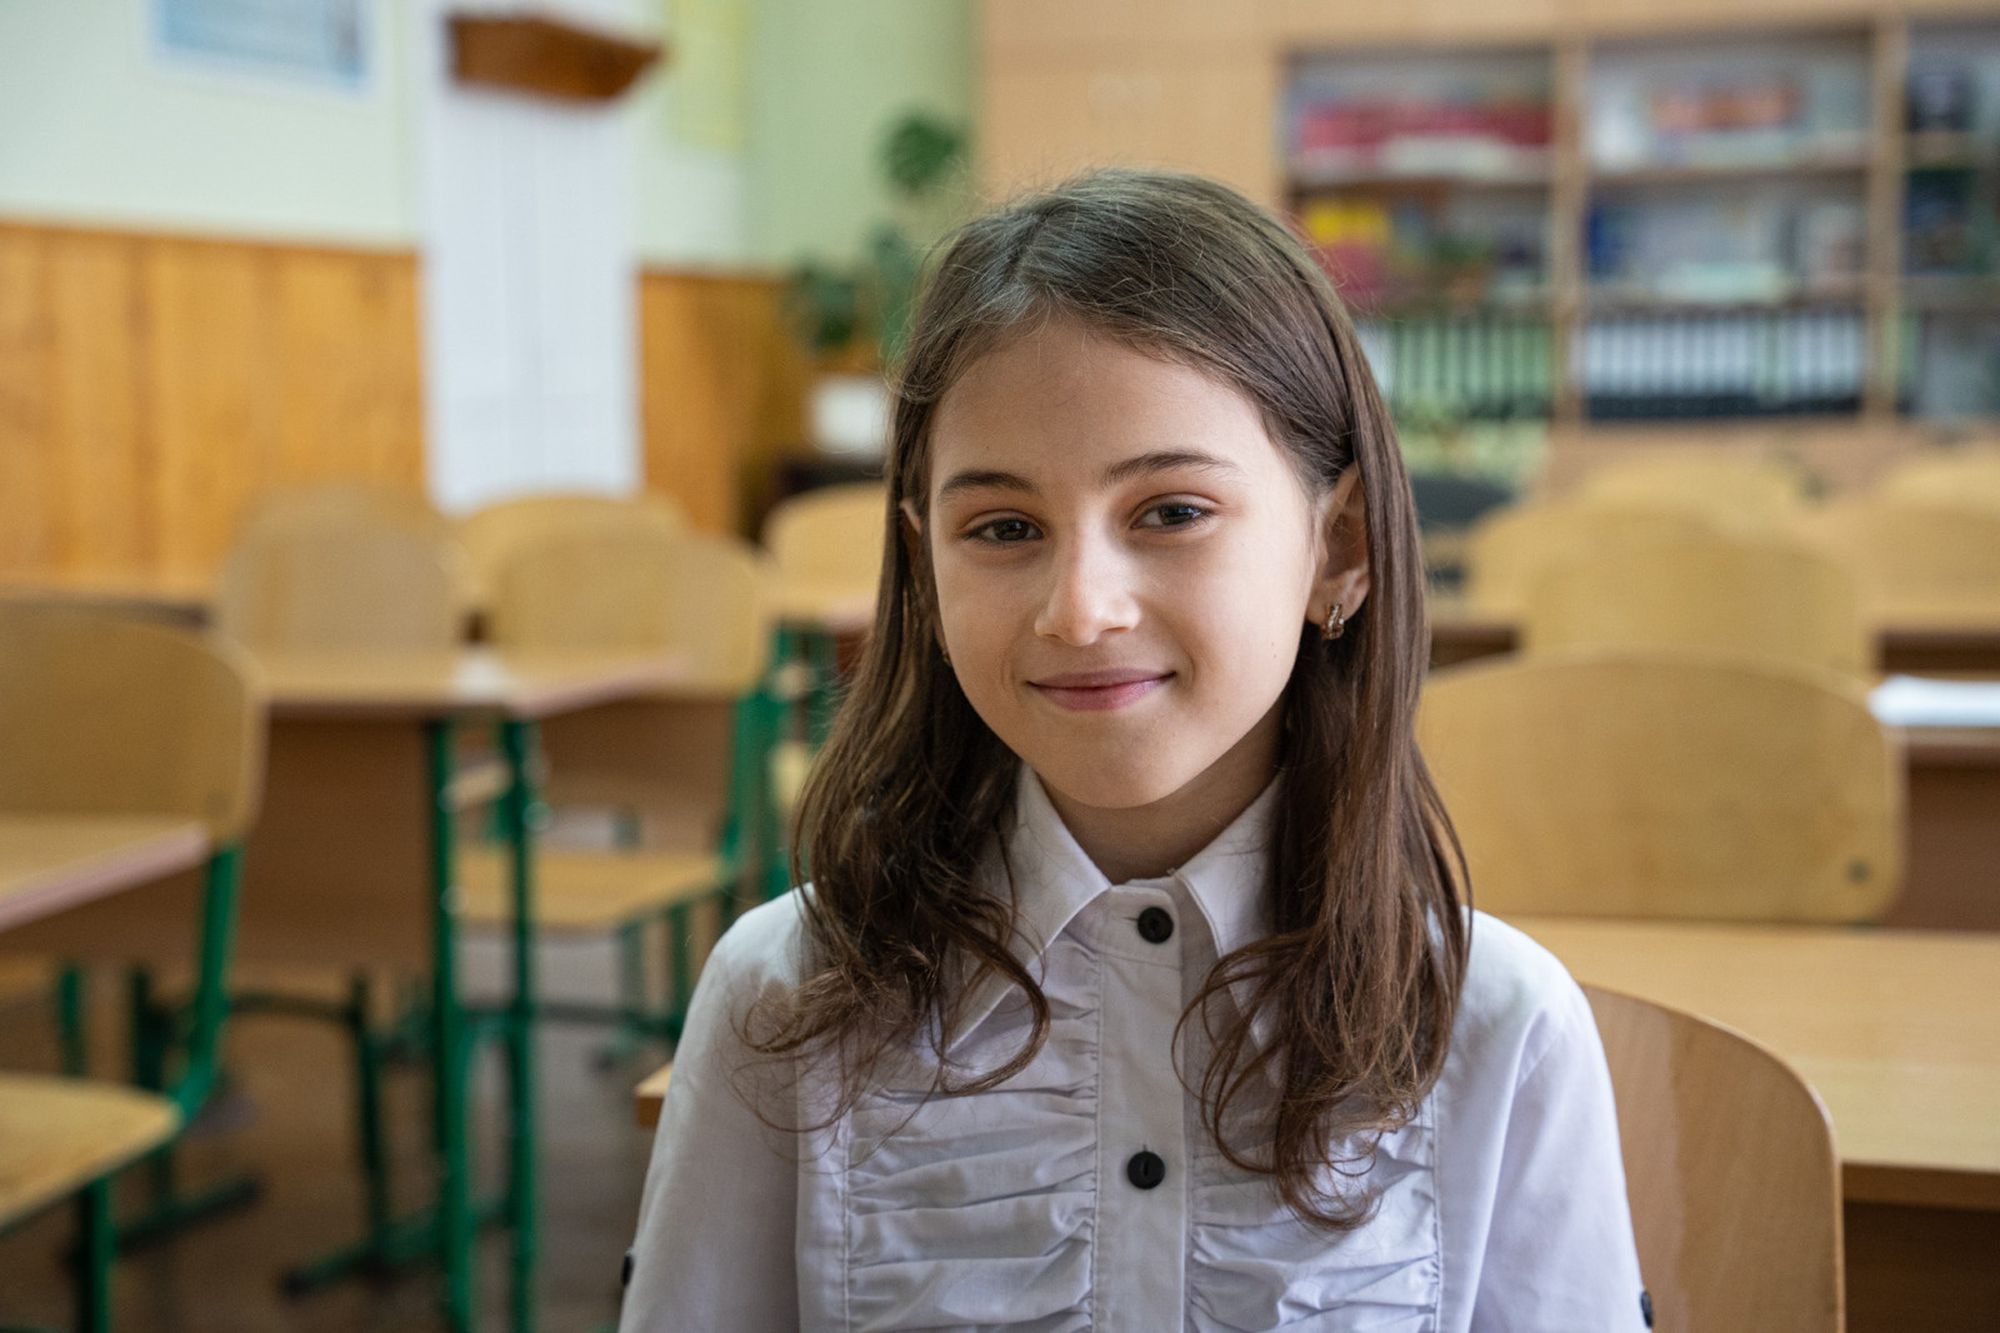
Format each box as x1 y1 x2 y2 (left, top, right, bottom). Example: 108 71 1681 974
1877 445 2000 513
1417 648 1899 921
457 491 685 600
1586 985 1843 1333
1794 498 2000 626
216 485 468 652
486 526 773 692
1568 451 1811 527
486 526 776 836
0 602 264 842
1521 527 1869 676
1465 501 1722 616
762 482 889 598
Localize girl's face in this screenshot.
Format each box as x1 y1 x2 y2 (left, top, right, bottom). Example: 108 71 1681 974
907 316 1369 813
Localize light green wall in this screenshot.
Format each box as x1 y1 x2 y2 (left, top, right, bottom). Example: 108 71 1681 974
744 0 974 267
0 0 415 245
0 0 974 266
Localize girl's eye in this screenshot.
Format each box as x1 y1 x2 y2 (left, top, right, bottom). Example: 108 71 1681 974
967 517 1039 544
1139 501 1211 529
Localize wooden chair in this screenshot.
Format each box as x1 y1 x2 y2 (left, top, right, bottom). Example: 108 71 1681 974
216 484 469 652
1417 648 1900 921
1521 527 1869 676
457 490 685 609
1794 498 2000 627
464 523 779 1056
760 483 890 869
1465 501 1723 617
1877 445 2000 514
1586 985 1843 1332
0 603 263 1331
1567 450 1812 528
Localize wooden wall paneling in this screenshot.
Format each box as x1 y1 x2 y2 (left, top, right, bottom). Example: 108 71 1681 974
0 223 427 580
1274 0 1564 45
979 51 1281 207
272 250 427 496
638 270 807 538
47 231 154 573
143 238 285 575
983 0 1273 56
0 228 56 572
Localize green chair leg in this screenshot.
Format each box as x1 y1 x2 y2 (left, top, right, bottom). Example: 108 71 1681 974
75 1177 114 1333
56 964 87 1077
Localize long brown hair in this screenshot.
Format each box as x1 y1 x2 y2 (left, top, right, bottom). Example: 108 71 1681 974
750 167 1470 1229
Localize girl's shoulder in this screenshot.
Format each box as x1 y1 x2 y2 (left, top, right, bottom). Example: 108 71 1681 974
703 886 818 995
1447 909 1605 1091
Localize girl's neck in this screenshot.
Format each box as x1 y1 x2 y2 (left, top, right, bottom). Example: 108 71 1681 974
1041 699 1284 884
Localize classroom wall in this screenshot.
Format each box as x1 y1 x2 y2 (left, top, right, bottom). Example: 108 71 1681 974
0 1 416 246
745 0 976 266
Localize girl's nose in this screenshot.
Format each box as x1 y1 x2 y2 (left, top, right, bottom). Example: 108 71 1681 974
1033 534 1140 645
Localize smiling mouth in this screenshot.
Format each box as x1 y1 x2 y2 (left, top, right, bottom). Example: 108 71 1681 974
1028 672 1173 712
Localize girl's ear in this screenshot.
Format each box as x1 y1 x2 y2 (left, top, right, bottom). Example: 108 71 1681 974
1311 466 1372 626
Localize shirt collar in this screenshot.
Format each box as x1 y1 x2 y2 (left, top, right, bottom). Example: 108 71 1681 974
949 758 1282 1054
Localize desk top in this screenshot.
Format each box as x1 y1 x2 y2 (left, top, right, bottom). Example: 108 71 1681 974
0 569 212 624
0 815 209 933
1513 915 2000 1209
256 647 689 722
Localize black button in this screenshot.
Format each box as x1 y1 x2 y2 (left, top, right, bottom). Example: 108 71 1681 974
1136 907 1173 944
621 1248 634 1288
1126 1150 1166 1190
1639 1289 1653 1328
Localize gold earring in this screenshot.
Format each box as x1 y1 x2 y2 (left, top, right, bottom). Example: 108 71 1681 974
1321 602 1346 642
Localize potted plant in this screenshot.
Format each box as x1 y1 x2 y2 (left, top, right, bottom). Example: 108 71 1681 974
784 111 969 458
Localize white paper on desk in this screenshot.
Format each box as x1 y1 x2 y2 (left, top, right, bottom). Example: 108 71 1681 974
1869 675 2000 729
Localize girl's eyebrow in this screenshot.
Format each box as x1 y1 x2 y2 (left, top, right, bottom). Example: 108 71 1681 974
935 449 1247 502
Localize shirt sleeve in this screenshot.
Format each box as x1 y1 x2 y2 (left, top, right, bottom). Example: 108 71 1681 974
619 907 802 1332
1471 982 1650 1333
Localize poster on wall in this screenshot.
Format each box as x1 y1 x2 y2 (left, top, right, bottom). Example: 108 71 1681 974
153 0 371 92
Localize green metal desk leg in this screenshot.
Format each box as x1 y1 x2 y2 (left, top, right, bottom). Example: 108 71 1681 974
499 718 540 1333
76 1176 113 1333
427 719 476 1333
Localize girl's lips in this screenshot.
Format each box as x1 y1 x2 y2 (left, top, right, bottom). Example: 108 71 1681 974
1029 673 1172 711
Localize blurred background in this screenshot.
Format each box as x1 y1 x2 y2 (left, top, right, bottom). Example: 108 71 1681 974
3 2 1999 1331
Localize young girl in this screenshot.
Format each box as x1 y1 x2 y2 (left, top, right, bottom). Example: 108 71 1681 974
621 169 1646 1331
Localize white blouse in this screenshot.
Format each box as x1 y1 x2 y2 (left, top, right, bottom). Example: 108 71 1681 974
620 762 1648 1332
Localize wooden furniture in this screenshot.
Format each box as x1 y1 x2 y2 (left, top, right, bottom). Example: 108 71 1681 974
762 481 888 632
216 485 470 652
1521 526 1869 675
1417 648 1899 921
448 12 663 103
456 491 685 612
0 816 207 933
0 569 212 627
1462 502 1720 616
1587 985 1843 1333
6 644 684 1333
1521 917 2000 1332
0 603 262 1332
1567 451 1813 527
634 1063 672 1129
979 6 2000 432
1795 498 2000 628
469 523 780 1057
1879 445 2000 512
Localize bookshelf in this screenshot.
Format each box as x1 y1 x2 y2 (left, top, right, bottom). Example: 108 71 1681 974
1275 16 2000 428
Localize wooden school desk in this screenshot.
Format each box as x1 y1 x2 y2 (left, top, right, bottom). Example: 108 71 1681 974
12 646 687 1333
1428 598 2000 676
0 816 208 933
1515 916 2000 1333
0 570 212 628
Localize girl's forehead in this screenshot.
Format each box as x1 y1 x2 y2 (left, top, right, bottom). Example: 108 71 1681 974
929 321 1283 482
